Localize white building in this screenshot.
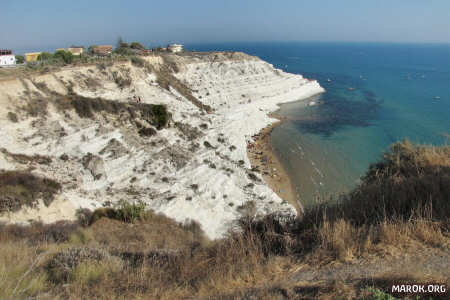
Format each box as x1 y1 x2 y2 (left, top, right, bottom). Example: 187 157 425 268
167 44 184 53
0 50 16 66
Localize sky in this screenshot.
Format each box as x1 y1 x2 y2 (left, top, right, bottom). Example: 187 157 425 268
2 0 450 52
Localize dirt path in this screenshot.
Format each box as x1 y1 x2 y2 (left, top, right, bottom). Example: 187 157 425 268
287 247 450 285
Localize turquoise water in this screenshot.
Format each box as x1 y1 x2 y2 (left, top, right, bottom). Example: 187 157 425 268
196 42 450 205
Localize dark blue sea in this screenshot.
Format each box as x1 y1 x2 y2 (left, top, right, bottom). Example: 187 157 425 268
187 42 450 206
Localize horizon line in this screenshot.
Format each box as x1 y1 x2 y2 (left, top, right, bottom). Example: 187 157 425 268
8 39 450 54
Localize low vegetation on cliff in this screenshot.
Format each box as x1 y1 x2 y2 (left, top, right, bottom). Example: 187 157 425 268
0 171 61 213
0 141 448 299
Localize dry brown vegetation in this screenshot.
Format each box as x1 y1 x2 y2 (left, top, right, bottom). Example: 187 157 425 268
154 64 214 113
0 148 52 165
0 171 61 213
23 92 171 132
0 141 449 299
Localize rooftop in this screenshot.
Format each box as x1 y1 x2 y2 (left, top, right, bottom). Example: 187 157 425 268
0 50 13 56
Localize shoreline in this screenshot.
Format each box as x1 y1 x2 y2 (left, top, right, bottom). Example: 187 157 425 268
247 114 304 214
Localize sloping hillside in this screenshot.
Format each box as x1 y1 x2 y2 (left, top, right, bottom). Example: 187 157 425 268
0 52 323 238
0 141 448 299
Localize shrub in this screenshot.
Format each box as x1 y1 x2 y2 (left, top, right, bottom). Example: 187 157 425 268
308 140 450 226
89 208 118 224
24 97 48 117
138 127 157 137
37 52 53 61
0 221 78 244
7 111 18 122
112 71 132 88
0 148 52 165
55 95 170 131
89 200 149 224
0 171 61 213
76 208 93 227
130 42 146 50
46 247 112 283
115 200 147 223
53 50 73 64
247 172 260 182
204 141 214 148
175 122 202 140
15 55 25 64
130 56 145 67
151 104 169 129
363 287 399 300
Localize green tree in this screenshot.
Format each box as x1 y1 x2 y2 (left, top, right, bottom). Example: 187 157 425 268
130 42 146 50
54 50 73 64
115 37 132 55
37 52 53 61
15 55 25 64
116 37 129 49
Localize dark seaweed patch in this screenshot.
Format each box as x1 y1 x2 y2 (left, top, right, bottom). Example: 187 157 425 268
293 93 381 136
291 72 382 137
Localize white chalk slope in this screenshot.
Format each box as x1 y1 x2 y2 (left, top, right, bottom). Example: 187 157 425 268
0 52 324 238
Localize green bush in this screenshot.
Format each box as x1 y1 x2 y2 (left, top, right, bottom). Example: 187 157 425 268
130 56 145 67
0 171 61 213
37 52 53 61
7 112 18 122
15 55 25 64
130 42 146 50
115 200 147 222
152 105 169 129
363 287 399 300
89 200 149 224
54 50 73 64
114 37 132 55
138 127 157 137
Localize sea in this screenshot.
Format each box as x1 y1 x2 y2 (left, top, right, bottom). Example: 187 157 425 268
187 42 450 207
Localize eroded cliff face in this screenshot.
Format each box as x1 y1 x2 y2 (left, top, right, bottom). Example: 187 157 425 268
0 52 324 238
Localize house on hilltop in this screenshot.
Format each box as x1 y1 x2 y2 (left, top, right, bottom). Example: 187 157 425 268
25 52 41 62
92 45 113 56
167 44 184 53
56 47 84 56
0 50 16 66
68 46 84 56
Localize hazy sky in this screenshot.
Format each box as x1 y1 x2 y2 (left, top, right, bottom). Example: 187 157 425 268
2 0 450 51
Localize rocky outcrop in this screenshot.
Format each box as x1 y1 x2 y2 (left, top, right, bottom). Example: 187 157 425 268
82 153 106 180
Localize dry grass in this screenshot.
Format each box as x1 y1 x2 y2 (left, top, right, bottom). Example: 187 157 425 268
0 141 448 299
0 171 61 213
0 148 52 165
0 240 49 299
51 93 170 130
154 65 213 113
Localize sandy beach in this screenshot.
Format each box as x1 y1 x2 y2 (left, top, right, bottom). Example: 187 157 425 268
247 116 303 214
